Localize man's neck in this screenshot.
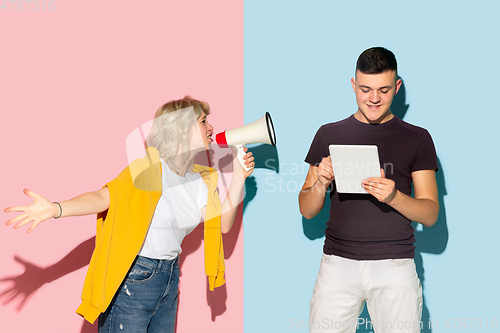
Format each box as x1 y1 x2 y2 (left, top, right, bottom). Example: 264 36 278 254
354 109 394 124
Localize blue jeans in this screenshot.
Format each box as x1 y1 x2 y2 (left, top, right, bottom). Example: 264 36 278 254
98 256 179 333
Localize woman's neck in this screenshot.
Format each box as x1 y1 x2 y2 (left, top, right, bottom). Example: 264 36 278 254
164 155 193 177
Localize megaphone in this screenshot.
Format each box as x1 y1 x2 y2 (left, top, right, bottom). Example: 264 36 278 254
215 112 276 171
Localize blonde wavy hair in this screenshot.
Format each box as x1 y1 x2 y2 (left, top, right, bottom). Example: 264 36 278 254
146 96 210 174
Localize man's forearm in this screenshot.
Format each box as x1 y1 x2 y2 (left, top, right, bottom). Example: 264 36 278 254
299 180 329 219
388 190 439 227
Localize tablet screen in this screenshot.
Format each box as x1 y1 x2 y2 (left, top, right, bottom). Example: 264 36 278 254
328 145 381 194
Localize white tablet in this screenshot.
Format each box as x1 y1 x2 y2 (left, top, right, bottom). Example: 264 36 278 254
328 145 381 194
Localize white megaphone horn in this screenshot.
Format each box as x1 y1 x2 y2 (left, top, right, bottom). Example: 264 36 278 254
215 112 276 171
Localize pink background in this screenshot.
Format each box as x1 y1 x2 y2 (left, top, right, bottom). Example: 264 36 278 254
0 1 243 332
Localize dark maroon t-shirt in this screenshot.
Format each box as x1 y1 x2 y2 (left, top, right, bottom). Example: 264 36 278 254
305 115 438 260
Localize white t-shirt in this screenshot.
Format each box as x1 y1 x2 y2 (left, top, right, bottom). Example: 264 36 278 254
138 160 208 260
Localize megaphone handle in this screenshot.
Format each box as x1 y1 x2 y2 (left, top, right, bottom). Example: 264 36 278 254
234 144 252 172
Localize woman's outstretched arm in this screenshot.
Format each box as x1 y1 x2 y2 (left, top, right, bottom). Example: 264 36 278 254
5 187 110 233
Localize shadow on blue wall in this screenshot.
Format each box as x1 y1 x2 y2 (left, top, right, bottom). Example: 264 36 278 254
243 143 280 215
301 79 448 333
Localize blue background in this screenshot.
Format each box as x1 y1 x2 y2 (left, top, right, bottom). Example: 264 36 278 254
243 1 499 332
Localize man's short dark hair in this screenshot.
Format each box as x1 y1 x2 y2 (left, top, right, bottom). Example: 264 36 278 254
356 47 397 75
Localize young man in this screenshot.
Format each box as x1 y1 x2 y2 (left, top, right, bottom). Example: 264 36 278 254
298 47 439 333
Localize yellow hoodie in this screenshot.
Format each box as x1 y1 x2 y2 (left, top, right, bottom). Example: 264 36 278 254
76 148 224 323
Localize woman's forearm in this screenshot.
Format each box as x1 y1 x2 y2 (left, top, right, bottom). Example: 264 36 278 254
58 187 110 218
220 174 245 234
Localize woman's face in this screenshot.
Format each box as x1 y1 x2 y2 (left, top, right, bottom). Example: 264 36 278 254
190 112 213 151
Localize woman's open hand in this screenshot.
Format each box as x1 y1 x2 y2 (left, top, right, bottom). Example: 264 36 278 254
4 189 59 233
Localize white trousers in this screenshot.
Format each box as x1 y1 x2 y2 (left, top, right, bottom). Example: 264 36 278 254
310 254 423 333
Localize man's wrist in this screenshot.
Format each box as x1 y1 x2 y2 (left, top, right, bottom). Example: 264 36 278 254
386 189 401 206
314 178 330 193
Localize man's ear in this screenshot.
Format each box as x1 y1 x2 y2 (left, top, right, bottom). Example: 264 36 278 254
351 77 356 93
395 78 402 95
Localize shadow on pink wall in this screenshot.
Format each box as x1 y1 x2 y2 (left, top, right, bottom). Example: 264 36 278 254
177 203 244 325
0 212 243 333
0 237 97 331
0 145 271 332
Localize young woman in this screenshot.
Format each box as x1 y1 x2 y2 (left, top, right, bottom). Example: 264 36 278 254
4 96 254 333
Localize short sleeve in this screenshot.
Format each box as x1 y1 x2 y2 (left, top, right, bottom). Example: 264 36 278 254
305 126 329 166
412 130 439 173
197 174 209 210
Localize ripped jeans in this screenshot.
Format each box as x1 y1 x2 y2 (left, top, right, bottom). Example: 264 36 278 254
98 255 179 333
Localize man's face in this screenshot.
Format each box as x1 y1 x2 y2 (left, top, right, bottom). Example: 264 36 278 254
351 70 402 124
